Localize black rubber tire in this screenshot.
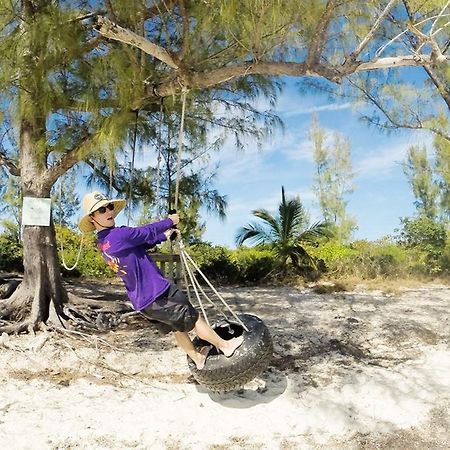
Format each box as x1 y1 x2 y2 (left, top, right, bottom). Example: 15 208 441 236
187 314 273 393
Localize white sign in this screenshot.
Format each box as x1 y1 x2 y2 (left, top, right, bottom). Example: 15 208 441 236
22 197 52 226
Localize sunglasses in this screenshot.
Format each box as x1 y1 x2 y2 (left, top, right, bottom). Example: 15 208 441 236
93 203 115 215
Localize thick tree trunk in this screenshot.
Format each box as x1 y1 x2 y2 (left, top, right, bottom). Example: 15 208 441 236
0 225 68 327
0 119 68 332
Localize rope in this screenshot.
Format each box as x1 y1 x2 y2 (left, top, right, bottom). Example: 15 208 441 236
179 242 249 332
57 178 84 271
174 89 187 211
127 110 139 226
179 249 210 326
151 88 248 330
155 99 164 218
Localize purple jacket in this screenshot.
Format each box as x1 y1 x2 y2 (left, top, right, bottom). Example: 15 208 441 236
96 218 174 310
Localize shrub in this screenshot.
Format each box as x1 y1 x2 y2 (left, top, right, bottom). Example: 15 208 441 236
396 217 449 275
186 243 238 283
0 233 23 272
56 226 114 278
307 240 411 279
230 247 277 283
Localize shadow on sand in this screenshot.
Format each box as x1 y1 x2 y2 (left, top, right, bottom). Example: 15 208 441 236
195 367 288 408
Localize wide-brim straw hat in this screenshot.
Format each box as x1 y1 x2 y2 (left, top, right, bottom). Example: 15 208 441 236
78 191 126 233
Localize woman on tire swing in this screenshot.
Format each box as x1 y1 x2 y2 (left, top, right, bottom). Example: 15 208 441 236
79 192 243 370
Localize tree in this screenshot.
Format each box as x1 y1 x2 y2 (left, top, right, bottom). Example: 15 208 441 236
434 136 450 221
52 172 80 229
403 145 440 220
235 186 330 272
0 176 21 242
0 0 447 332
310 115 357 242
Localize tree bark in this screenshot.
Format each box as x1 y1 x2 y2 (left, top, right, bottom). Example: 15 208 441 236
0 120 68 332
1 226 68 325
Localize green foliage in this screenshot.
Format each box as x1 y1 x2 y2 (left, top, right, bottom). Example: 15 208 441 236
310 116 357 242
55 226 114 278
0 233 23 272
236 186 332 272
396 216 449 274
186 243 239 283
186 243 276 284
230 247 277 282
403 145 440 219
396 216 447 250
0 176 21 240
307 239 406 279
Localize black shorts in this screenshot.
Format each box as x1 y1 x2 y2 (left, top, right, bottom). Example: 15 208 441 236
141 284 199 332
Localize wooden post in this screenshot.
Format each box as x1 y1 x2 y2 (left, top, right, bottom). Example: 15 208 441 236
151 253 183 286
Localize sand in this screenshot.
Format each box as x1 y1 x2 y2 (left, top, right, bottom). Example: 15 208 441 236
0 282 449 449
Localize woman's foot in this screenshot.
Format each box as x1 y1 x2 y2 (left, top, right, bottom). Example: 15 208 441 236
193 345 211 370
221 336 244 357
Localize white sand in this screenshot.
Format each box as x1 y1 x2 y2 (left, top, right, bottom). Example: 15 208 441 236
0 283 449 449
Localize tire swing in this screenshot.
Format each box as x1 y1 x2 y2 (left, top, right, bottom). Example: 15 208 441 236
179 242 273 393
170 91 273 393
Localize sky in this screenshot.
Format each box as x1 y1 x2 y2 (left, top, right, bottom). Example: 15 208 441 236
188 81 433 248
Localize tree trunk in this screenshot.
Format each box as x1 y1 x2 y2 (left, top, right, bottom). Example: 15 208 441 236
0 119 68 332
1 225 68 327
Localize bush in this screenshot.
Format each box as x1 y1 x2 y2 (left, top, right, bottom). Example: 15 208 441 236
0 233 23 272
56 226 114 278
186 243 239 283
185 244 277 284
231 247 277 283
396 217 449 275
307 240 411 279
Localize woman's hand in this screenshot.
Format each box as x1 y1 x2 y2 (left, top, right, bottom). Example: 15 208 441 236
168 212 180 226
164 228 181 241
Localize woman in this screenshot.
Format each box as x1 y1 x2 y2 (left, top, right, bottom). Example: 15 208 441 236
79 191 243 369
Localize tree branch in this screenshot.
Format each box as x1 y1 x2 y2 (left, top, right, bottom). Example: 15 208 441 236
0 146 20 176
350 0 399 60
145 0 177 20
43 135 92 187
95 16 180 69
93 16 449 106
422 65 450 111
145 54 448 105
84 159 123 192
306 0 340 67
349 79 450 143
178 0 190 60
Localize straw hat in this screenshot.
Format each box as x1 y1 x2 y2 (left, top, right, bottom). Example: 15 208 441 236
78 191 126 233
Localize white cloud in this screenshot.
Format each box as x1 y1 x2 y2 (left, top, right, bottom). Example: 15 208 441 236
355 132 433 179
282 102 353 118
355 144 406 178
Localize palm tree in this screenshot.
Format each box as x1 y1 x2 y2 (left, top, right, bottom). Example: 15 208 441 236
235 187 331 273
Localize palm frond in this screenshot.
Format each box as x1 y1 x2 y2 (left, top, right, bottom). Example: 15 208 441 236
298 221 333 244
235 222 273 247
253 208 281 238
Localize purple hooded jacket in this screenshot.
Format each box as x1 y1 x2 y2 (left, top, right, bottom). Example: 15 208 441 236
96 218 174 310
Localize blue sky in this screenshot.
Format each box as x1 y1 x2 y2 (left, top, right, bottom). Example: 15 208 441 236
193 81 432 248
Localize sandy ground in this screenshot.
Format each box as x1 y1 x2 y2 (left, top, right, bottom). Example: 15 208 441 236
0 281 449 449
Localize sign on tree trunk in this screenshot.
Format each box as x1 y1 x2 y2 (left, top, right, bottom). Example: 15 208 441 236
22 197 52 227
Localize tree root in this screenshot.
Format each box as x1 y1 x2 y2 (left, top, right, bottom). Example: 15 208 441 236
0 287 136 334
0 320 30 334
0 279 21 299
